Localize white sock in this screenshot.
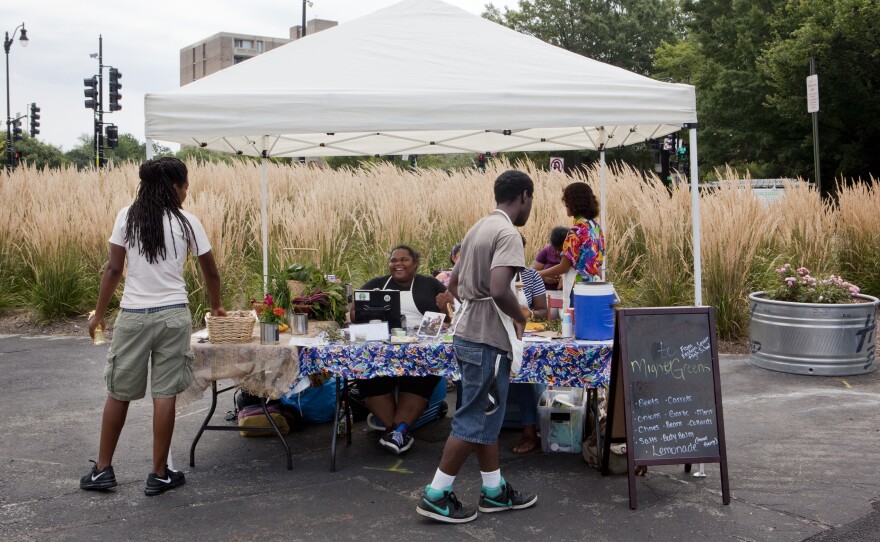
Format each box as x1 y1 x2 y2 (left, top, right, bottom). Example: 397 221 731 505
429 469 456 492
481 469 502 489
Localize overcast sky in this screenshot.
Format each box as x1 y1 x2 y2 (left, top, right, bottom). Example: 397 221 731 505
4 0 511 151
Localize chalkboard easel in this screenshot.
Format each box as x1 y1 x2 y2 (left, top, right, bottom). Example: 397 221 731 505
602 307 730 509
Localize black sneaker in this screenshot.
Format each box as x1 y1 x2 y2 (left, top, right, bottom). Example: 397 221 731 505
144 465 186 496
479 481 538 513
416 486 478 524
379 430 414 454
80 460 117 491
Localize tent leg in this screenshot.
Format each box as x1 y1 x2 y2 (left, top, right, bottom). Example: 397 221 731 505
689 127 701 307
599 149 607 281
146 138 154 160
261 157 269 294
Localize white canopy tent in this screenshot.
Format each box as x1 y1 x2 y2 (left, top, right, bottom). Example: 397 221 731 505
145 0 703 304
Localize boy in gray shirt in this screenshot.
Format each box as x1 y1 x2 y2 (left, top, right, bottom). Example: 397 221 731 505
416 170 538 523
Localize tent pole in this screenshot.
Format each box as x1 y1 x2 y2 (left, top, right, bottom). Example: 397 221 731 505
689 126 705 479
146 138 154 160
261 156 269 294
599 149 607 281
689 127 701 307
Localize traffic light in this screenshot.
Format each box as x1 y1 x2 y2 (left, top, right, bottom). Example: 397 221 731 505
29 104 40 137
84 76 98 109
105 125 118 148
477 153 486 171
12 118 23 141
108 68 122 111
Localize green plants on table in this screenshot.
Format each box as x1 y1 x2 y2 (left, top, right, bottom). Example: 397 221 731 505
269 264 347 324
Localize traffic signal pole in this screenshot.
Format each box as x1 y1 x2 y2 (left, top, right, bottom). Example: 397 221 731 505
96 35 104 169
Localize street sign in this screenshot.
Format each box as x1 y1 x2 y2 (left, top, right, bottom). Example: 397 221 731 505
549 157 564 172
806 74 819 113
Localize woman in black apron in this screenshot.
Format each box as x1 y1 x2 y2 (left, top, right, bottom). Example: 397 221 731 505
353 245 454 455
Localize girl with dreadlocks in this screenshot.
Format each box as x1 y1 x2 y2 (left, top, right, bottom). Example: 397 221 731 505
82 157 226 497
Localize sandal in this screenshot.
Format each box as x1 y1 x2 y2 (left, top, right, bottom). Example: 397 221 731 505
512 436 540 454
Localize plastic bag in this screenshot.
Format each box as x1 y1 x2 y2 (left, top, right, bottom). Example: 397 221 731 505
281 376 338 424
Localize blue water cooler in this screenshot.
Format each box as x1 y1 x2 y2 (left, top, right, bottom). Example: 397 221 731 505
573 282 617 340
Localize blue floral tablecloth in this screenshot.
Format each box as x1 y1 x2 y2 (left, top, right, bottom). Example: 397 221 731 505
299 340 612 388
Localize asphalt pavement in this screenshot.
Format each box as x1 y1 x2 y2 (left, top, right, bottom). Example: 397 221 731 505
1 333 879 542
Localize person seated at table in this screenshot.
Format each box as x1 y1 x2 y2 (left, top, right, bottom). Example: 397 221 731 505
433 243 461 288
510 233 548 454
349 245 455 454
532 226 569 290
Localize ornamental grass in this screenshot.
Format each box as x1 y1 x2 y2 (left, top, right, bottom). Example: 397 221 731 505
0 160 877 338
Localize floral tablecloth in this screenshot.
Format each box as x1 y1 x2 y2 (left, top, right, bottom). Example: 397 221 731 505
299 340 612 388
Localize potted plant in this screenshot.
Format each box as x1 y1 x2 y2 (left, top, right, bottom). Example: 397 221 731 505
749 264 878 376
254 293 288 344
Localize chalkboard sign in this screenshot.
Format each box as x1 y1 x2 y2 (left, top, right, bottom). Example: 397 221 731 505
603 307 730 509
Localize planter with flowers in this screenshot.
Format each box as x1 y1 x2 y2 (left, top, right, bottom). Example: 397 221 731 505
254 294 288 344
749 264 877 376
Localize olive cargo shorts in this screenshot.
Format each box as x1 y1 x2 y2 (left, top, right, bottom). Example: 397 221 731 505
104 307 194 401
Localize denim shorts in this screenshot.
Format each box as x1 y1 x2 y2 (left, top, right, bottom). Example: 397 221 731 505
104 307 194 401
450 336 511 445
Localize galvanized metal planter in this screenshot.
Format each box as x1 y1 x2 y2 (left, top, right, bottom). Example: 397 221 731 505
749 292 878 376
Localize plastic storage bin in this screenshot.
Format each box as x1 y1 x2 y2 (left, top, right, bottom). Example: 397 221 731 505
538 388 587 453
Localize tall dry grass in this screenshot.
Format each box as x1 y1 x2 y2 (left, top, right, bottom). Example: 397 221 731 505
1 160 878 336
835 176 880 296
699 179 778 338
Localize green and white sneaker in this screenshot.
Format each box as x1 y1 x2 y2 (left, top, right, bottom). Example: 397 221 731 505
416 486 478 524
479 481 538 513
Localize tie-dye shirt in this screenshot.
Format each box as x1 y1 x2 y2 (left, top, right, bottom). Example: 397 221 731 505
435 270 452 287
562 217 605 282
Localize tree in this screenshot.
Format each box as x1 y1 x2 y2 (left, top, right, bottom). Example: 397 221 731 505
654 0 790 180
761 0 880 184
1 135 69 170
63 134 96 169
485 0 685 75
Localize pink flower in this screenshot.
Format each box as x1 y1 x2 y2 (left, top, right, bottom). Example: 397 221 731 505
850 286 860 294
796 267 809 276
785 277 797 286
264 293 274 306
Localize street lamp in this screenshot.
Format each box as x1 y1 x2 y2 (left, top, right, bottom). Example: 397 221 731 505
301 0 313 38
5 22 29 169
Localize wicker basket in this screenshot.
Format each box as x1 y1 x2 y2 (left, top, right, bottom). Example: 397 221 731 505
288 280 310 300
205 311 256 344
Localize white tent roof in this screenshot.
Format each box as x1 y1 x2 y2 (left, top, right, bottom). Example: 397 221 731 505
145 0 696 157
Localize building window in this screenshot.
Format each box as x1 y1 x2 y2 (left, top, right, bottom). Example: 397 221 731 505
234 39 254 49
233 55 248 65
256 41 263 53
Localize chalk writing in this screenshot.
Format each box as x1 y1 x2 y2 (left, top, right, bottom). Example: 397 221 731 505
679 337 711 360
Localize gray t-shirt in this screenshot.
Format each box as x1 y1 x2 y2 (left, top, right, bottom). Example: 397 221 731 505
453 211 524 353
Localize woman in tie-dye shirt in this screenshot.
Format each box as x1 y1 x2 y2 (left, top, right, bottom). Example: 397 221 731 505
538 182 605 284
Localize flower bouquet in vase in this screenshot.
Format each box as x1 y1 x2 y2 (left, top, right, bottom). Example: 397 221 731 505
253 293 288 344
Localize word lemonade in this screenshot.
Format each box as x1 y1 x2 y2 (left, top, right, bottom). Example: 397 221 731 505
628 337 720 459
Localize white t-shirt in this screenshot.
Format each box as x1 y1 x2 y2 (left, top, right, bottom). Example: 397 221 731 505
109 206 211 309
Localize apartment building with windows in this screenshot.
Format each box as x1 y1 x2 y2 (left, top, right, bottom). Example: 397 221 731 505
179 20 338 86
179 33 290 85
